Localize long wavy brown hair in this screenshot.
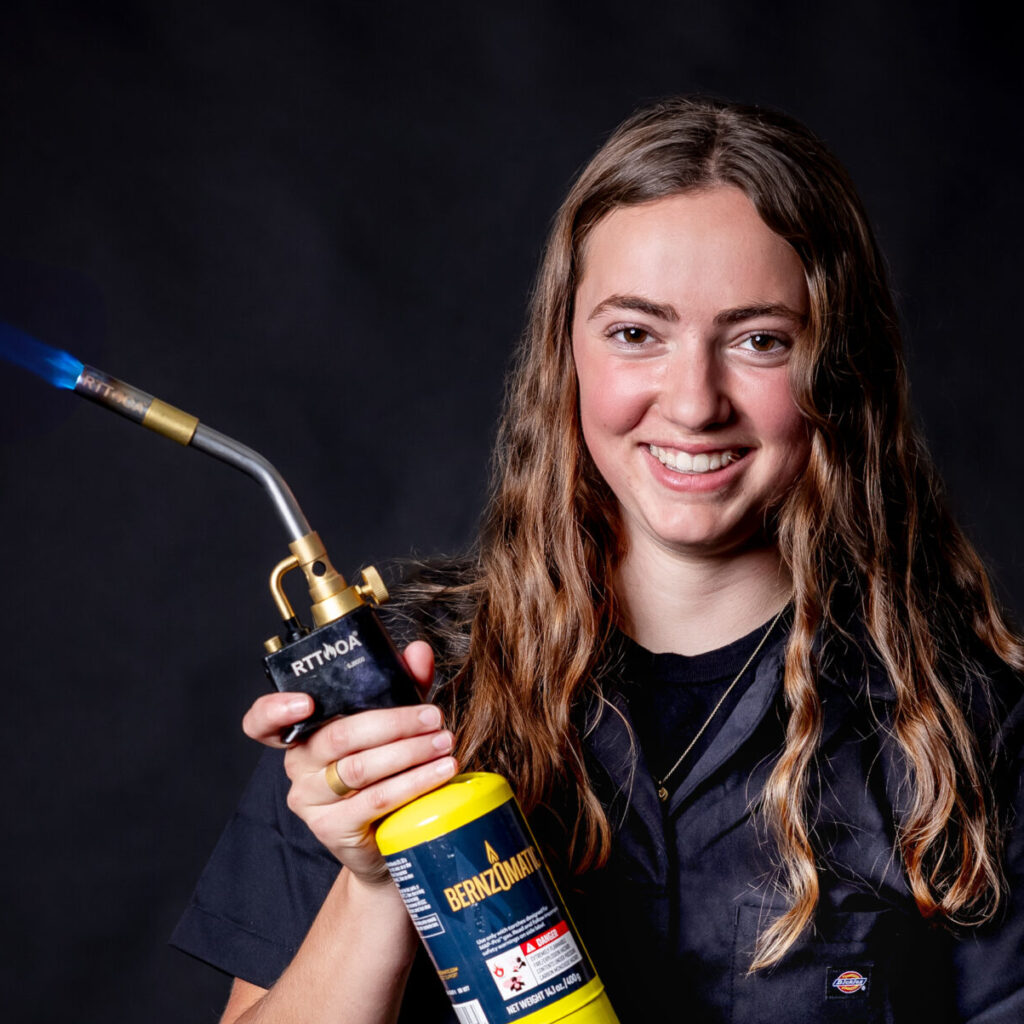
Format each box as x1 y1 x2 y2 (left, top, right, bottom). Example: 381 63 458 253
418 96 1022 968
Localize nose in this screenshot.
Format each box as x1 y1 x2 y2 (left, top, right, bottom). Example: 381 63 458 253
659 343 732 430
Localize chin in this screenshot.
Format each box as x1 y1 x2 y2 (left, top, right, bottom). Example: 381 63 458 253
637 512 775 558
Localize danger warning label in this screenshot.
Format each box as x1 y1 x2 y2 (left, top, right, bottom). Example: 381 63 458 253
486 920 582 1001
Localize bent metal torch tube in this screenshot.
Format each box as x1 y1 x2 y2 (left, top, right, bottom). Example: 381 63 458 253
70 363 311 542
0 324 306 542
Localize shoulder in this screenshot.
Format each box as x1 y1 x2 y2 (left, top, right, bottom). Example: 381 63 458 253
813 624 1024 862
817 621 1024 742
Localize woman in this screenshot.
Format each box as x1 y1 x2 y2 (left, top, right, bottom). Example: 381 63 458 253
173 98 1024 1023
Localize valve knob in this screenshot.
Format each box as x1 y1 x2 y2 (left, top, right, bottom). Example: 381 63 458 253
354 565 389 605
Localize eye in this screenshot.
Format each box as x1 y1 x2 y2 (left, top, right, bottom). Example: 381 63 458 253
611 326 652 345
738 332 787 354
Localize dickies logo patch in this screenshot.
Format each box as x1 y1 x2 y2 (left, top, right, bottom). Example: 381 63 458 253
826 966 871 999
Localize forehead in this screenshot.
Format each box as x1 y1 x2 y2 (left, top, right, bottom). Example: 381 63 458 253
576 187 808 317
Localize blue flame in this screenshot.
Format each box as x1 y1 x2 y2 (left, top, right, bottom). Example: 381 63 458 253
0 322 84 389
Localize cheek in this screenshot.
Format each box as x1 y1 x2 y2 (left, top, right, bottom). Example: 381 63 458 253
575 354 651 439
755 381 811 471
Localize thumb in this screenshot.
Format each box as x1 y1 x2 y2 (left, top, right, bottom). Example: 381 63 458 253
402 640 435 699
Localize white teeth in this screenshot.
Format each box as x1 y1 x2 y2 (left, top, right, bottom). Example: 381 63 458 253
649 444 742 474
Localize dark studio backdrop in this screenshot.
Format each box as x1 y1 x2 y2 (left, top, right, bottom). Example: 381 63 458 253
0 2 1020 1020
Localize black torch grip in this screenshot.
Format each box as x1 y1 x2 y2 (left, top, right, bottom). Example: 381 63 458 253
263 603 422 743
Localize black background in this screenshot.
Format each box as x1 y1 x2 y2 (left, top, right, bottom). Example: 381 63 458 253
0 2 1021 1021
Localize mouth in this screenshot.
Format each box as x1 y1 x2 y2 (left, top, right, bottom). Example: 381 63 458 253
648 444 749 474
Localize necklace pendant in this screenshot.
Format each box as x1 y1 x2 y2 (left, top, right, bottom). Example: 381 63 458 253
657 785 669 802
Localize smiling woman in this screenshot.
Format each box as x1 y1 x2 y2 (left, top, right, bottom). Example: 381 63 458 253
572 189 811 620
173 98 1024 1024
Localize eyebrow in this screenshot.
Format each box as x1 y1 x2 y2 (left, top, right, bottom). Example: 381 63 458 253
714 303 807 328
586 294 806 328
587 294 679 323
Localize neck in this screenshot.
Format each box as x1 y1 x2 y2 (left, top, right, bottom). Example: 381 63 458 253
615 538 792 655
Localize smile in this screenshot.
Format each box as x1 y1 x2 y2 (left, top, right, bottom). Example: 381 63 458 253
648 444 747 474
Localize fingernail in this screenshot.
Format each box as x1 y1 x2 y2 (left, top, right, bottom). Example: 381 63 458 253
435 756 456 777
432 731 453 752
286 696 311 716
418 706 442 728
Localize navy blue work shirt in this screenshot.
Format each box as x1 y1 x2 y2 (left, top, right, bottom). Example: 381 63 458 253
172 631 1024 1022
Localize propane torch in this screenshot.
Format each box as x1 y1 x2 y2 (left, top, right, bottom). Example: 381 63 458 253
1 322 420 741
3 321 621 1024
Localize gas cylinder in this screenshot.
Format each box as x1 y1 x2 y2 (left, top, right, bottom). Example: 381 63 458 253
377 772 619 1024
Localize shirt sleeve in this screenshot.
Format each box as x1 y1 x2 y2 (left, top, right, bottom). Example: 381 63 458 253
170 748 457 1022
170 748 340 989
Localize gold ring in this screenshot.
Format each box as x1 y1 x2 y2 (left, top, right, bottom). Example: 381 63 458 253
325 760 354 798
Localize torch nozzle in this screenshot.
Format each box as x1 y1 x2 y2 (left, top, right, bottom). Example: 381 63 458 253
0 327 363 620
74 365 199 443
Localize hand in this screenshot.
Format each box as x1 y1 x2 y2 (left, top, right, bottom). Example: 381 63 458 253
241 641 458 884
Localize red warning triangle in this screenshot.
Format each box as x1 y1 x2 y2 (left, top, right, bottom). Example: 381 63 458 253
525 942 535 952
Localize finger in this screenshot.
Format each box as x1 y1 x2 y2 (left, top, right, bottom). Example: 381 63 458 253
312 728 455 803
343 755 459 820
302 755 460 846
284 703 446 777
242 692 314 748
402 640 435 698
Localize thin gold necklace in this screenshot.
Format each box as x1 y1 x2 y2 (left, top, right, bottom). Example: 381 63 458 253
654 606 787 803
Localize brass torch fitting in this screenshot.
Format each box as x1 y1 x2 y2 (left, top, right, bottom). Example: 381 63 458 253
288 531 389 625
142 398 199 445
268 554 301 621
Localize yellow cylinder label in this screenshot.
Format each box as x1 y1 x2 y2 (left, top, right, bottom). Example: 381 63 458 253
381 785 614 1023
